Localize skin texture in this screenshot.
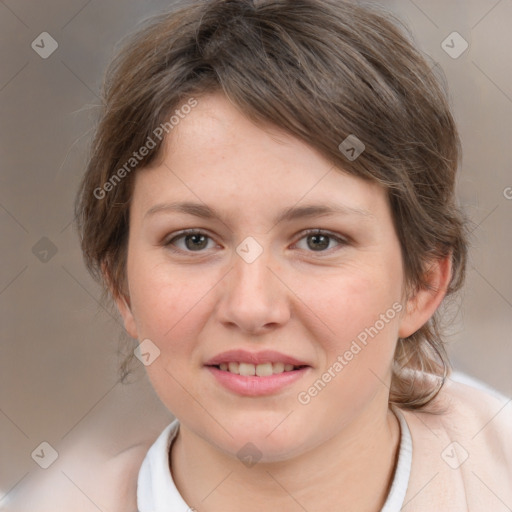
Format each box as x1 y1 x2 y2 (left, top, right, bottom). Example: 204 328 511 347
114 92 451 511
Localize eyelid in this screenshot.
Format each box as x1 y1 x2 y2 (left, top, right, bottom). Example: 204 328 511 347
163 228 219 252
291 228 349 252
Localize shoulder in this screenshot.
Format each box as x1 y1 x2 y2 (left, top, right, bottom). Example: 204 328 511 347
399 372 512 509
407 372 512 455
435 373 511 443
2 439 154 512
98 443 151 511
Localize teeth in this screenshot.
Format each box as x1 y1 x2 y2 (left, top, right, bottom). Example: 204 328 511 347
239 362 256 376
256 362 273 377
272 362 284 374
217 361 302 376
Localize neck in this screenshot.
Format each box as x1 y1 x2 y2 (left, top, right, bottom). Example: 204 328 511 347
170 400 401 512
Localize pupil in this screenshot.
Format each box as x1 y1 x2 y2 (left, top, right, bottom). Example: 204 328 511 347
186 234 207 250
309 234 329 251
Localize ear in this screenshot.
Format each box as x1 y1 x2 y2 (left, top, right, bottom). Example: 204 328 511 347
398 254 452 338
114 293 139 340
101 262 139 339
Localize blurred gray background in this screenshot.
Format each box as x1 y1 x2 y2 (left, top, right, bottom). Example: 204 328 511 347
1 0 511 508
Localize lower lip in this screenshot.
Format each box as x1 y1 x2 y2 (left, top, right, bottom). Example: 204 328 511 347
205 366 310 396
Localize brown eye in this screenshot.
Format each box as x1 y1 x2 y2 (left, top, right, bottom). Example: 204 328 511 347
307 233 330 251
165 230 215 252
294 229 347 253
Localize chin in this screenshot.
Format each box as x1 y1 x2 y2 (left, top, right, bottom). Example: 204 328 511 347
219 420 309 461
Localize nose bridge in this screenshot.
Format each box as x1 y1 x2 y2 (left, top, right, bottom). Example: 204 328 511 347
234 243 273 295
217 237 289 332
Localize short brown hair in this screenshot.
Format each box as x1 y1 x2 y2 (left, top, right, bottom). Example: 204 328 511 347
75 0 468 410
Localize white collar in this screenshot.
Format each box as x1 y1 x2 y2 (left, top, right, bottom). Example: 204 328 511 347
137 407 412 512
137 419 189 511
380 406 413 511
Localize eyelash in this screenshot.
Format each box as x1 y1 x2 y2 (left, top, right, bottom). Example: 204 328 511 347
163 228 349 256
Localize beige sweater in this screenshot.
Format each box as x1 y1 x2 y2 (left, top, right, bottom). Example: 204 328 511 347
4 375 512 511
399 377 512 511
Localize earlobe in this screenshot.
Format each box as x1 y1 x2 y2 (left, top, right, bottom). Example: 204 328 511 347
398 255 452 339
101 262 139 339
114 293 139 339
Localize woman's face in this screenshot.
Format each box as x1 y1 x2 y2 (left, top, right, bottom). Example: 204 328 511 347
118 92 410 461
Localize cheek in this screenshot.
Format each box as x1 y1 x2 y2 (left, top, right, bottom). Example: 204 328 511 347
126 250 222 366
126 258 215 414
297 263 401 348
293 260 403 398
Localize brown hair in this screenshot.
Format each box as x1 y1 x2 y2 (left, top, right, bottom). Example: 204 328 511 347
75 0 468 410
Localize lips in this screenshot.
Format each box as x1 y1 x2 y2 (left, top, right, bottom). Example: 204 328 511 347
204 349 310 368
204 349 312 396
217 361 302 376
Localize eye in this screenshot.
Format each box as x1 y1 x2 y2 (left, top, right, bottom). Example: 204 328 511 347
164 228 348 255
293 229 348 253
164 229 217 253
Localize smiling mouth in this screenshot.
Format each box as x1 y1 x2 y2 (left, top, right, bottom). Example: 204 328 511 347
207 362 309 376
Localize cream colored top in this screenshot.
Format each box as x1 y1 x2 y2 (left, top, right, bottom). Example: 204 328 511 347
136 374 512 511
137 407 412 511
3 372 511 511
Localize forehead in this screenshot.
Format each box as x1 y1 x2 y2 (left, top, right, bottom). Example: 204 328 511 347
166 93 325 175
132 93 388 223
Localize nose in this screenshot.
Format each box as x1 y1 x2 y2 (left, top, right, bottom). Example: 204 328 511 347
215 243 291 335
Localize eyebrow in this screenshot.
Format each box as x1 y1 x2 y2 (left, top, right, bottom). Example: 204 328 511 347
144 201 373 224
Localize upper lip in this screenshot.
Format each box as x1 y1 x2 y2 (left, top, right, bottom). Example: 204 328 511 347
204 349 310 367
